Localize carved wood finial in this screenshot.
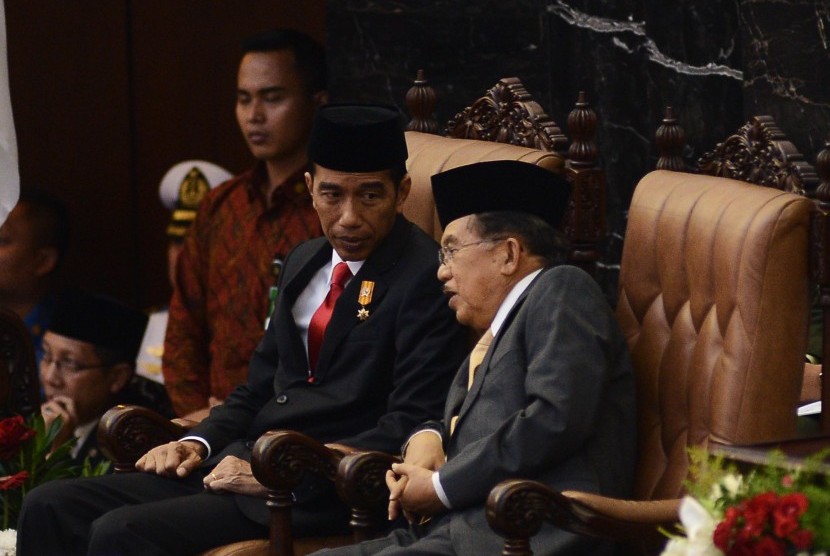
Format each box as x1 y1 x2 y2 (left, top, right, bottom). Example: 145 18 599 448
816 137 830 203
655 106 686 172
405 69 438 134
566 91 598 168
698 115 817 195
444 77 568 154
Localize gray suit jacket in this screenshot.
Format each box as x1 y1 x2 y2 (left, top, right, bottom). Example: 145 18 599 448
429 265 637 555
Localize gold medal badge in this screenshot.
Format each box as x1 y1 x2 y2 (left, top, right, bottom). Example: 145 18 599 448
357 281 375 320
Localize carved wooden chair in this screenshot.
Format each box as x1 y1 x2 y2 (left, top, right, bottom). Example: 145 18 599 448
485 115 826 555
404 71 606 276
657 110 830 433
0 307 40 418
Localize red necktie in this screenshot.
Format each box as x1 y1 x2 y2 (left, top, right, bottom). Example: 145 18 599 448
307 262 352 380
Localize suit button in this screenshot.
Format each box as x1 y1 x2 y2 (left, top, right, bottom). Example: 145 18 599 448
276 394 288 404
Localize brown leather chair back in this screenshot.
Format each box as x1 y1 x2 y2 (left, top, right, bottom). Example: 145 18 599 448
403 130 565 240
617 170 812 502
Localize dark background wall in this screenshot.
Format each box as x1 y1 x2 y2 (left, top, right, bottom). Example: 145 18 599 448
328 0 830 300
5 0 324 310
5 0 828 309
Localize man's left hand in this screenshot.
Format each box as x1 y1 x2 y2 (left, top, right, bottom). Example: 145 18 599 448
203 455 267 498
389 462 445 518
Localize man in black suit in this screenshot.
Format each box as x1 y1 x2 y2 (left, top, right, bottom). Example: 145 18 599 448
17 104 468 556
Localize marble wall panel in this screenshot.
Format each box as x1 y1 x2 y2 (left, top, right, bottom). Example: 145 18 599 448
327 0 827 300
740 0 830 162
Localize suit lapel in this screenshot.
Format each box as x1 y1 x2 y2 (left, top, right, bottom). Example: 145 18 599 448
453 273 542 429
443 355 472 424
275 241 331 374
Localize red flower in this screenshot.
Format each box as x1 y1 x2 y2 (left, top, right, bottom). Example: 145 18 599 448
752 536 786 556
780 475 793 488
0 470 29 490
789 528 814 551
772 493 807 537
743 492 776 526
723 505 741 527
714 520 733 550
0 415 36 459
726 540 754 556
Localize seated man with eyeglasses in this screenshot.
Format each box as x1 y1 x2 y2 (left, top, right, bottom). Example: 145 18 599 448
39 290 173 465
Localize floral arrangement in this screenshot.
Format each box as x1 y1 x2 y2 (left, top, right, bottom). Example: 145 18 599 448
662 447 830 556
0 414 109 533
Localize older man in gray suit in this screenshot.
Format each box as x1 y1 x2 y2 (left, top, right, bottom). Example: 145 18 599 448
316 160 637 555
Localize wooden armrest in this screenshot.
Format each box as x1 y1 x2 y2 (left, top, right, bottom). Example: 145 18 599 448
250 430 343 491
486 479 677 555
97 404 187 473
250 430 344 555
336 450 400 541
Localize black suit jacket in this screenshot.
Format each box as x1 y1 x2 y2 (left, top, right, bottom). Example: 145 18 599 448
189 215 468 525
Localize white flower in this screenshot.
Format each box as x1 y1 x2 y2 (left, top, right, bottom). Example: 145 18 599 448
721 473 743 497
708 473 743 502
659 497 722 556
0 529 15 556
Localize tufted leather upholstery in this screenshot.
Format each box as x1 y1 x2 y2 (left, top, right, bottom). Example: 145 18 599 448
618 170 812 503
403 131 565 240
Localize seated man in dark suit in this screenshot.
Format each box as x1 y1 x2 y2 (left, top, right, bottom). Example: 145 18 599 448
17 103 468 556
315 161 637 555
39 291 173 466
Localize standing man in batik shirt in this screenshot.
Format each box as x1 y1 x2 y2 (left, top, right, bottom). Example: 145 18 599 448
163 29 327 421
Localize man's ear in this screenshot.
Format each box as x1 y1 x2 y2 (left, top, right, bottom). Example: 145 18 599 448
501 238 522 275
34 247 59 278
395 174 411 212
305 171 314 195
106 363 133 395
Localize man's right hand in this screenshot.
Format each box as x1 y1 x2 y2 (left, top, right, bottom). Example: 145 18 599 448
135 440 205 478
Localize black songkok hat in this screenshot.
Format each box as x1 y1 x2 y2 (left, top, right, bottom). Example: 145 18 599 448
48 291 148 362
308 103 408 172
430 160 572 230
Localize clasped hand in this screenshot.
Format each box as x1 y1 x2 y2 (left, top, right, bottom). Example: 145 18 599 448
387 431 447 523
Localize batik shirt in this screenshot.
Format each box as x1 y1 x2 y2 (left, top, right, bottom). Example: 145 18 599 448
163 163 322 416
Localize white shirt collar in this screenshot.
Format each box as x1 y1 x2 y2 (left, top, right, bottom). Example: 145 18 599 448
328 251 365 284
489 269 543 336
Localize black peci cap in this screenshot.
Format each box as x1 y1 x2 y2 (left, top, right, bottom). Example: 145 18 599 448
308 103 408 172
48 291 148 362
430 160 572 230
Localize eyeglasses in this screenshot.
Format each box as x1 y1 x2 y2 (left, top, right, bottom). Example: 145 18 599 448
40 351 110 376
438 239 503 266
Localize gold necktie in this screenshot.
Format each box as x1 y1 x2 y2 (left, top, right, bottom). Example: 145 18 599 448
466 329 493 389
450 329 494 435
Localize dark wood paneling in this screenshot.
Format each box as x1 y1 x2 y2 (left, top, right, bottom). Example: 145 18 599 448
6 1 325 309
6 0 133 303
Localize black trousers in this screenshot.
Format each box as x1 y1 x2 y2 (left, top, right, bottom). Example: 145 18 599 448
17 471 269 556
